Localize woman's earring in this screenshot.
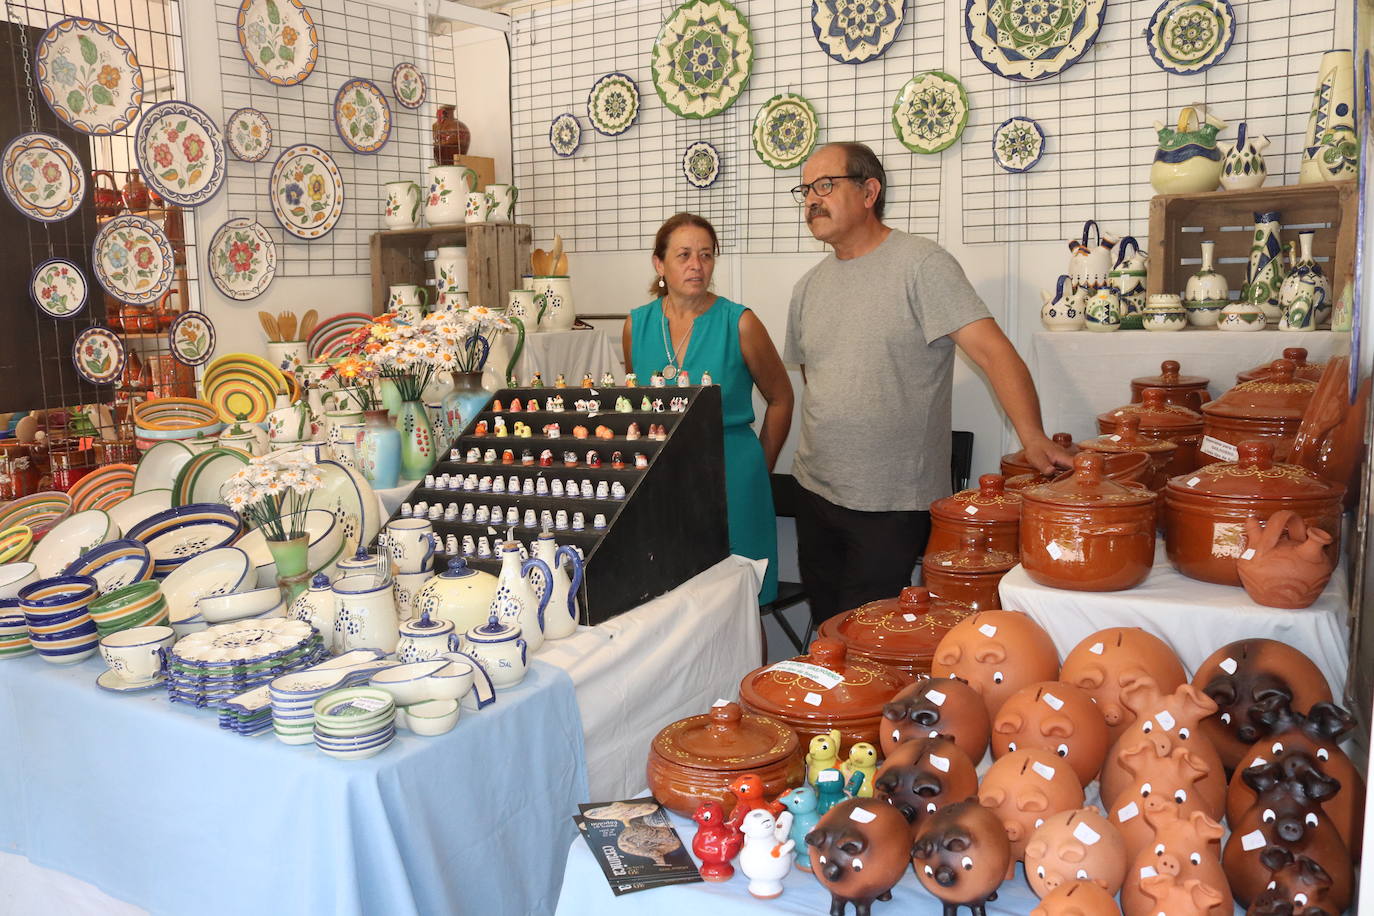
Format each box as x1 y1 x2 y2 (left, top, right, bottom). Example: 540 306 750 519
657 276 666 289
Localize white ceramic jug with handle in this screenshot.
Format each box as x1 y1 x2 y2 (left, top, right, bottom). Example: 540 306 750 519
332 572 399 654
531 532 583 640
490 540 551 653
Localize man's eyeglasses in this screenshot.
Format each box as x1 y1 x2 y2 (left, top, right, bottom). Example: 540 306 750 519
790 175 864 204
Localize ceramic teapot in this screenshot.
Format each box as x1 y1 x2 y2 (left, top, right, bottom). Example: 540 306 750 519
989 681 1110 786
1236 510 1335 609
1220 121 1270 190
462 614 528 688
414 556 499 635
491 540 552 653
531 531 584 641
1067 220 1118 290
912 800 1012 912
1024 808 1127 897
1151 105 1228 194
396 608 460 663
1041 276 1087 331
979 748 1085 878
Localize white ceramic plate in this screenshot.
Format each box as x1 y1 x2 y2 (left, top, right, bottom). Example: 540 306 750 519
225 107 272 162
160 546 250 625
134 442 195 494
107 489 172 533
333 78 391 154
30 509 117 578
269 143 344 240
315 460 378 572
35 17 144 135
391 62 426 109
134 100 226 207
31 258 87 318
236 0 320 87
91 214 174 305
1 132 85 223
207 218 276 301
72 327 126 385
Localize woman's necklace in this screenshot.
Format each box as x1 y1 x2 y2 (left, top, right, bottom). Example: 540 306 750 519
660 300 696 380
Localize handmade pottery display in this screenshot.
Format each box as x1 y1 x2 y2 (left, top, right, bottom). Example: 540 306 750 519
1121 804 1230 916
1145 0 1236 75
1110 237 1149 327
872 735 978 833
1220 121 1269 190
965 0 1107 81
912 799 1012 913
880 675 990 762
1041 276 1086 331
1248 847 1344 916
1107 743 1220 857
931 610 1059 719
1150 106 1227 194
1024 808 1127 898
979 747 1085 877
990 681 1109 786
1299 50 1357 184
1235 510 1335 608
1141 294 1187 332
1099 387 1204 476
927 473 1024 558
1077 415 1177 492
816 586 971 680
1099 681 1226 816
891 71 969 154
1030 881 1121 916
1059 627 1186 742
1129 360 1210 411
650 0 754 119
921 535 1015 612
752 93 819 168
806 798 912 916
1243 210 1286 325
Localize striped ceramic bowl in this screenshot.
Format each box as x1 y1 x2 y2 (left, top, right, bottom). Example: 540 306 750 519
90 580 168 635
19 575 98 617
126 504 243 578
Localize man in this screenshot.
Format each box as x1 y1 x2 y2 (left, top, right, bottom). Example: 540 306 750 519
784 142 1073 624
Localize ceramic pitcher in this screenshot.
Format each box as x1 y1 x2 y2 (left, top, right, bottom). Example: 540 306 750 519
531 532 584 641
487 184 518 223
434 246 468 292
491 540 551 653
289 573 338 651
532 276 576 331
1040 275 1086 331
1300 50 1357 184
1066 220 1117 291
465 191 495 223
384 180 421 229
425 165 477 226
1220 122 1269 191
332 572 399 654
384 517 437 574
508 289 538 330
1150 105 1227 195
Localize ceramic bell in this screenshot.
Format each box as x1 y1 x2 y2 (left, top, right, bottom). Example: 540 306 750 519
490 540 551 653
805 798 912 916
1151 105 1227 194
978 748 1085 878
880 675 991 763
462 614 528 688
871 735 978 835
989 681 1109 787
912 800 1012 916
288 573 338 652
1024 808 1127 898
1220 121 1269 190
1059 626 1187 742
1041 275 1087 331
931 610 1060 720
396 608 460 663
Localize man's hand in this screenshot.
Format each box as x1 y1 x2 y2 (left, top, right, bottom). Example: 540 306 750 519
1018 434 1076 475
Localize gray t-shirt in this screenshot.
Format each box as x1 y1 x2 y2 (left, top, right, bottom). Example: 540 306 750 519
784 229 993 512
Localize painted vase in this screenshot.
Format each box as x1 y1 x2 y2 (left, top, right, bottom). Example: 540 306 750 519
434 245 468 293
1300 50 1358 184
531 532 585 641
267 534 311 607
1084 287 1122 332
490 540 552 654
378 378 403 417
1040 275 1086 331
1220 122 1269 191
442 371 493 441
1109 236 1148 329
397 399 435 481
532 276 576 331
1279 230 1330 330
1066 220 1117 291
1243 210 1286 325
1150 105 1227 195
356 409 401 489
384 180 421 230
425 165 478 226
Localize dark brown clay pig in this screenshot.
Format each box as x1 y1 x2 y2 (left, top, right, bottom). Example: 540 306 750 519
1107 743 1218 857
912 799 1012 916
872 735 977 838
880 676 991 763
1099 681 1225 817
1247 846 1341 916
805 797 913 916
1121 805 1230 916
1059 627 1187 743
990 681 1109 786
931 611 1060 720
1024 807 1127 898
1030 880 1122 916
979 748 1085 879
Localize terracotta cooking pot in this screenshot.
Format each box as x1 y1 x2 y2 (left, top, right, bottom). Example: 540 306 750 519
1019 452 1157 591
1162 439 1344 586
926 474 1022 558
817 587 974 681
1077 415 1178 492
1291 353 1370 507
1098 388 1204 476
1000 432 1077 479
1005 449 1152 492
1235 347 1325 385
646 702 804 818
1130 359 1211 411
921 534 1016 612
1199 359 1317 466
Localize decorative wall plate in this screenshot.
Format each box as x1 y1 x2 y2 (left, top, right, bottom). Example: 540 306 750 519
307 312 372 360
549 113 581 157
236 0 319 87
811 0 905 64
72 327 126 385
587 72 639 136
752 93 819 169
269 143 344 240
225 107 272 162
207 218 276 301
892 70 970 154
651 0 754 119
333 78 391 154
91 214 174 305
391 62 426 109
992 115 1046 172
682 140 721 188
34 18 144 135
169 312 217 367
1 133 85 222
1145 0 1237 75
965 0 1109 81
31 258 87 319
135 100 227 207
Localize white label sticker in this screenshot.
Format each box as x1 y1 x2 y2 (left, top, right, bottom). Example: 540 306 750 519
1186 476 1202 488
1156 710 1176 731
712 698 730 708
1109 435 1121 442
804 692 823 707
1200 436 1239 463
768 660 845 690
589 388 599 396
849 807 876 824
1043 693 1064 710
1118 801 1139 822
1031 762 1056 781
978 624 998 638
1240 548 1256 561
1089 642 1104 655
1241 829 1268 851
926 689 947 707
929 754 951 772
1073 822 1101 846
349 696 388 712
1140 866 1158 880
1046 541 1065 560
1220 657 1238 675
964 505 979 515
903 614 918 622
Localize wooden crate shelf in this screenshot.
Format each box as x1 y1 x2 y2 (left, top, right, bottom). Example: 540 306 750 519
369 222 532 315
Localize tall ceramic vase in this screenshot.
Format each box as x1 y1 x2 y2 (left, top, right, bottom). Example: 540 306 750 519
397 400 435 481
442 371 492 442
356 409 401 489
1243 210 1285 326
1300 50 1358 184
267 534 310 607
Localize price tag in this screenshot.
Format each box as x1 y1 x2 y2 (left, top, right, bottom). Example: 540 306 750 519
1156 710 1176 731
925 689 947 707
1109 434 1121 442
1200 436 1239 463
803 692 823 707
1186 477 1202 488
903 614 917 622
590 388 599 396
1089 642 1104 655
1046 541 1064 560
1220 657 1237 675
1117 801 1139 822
929 754 950 772
1031 762 1056 781
1073 822 1101 846
978 624 998 638
1042 692 1064 710
849 807 876 824
964 505 979 515
1240 548 1256 560
1241 829 1268 851
712 698 730 707
768 660 844 690
1139 865 1158 879
349 696 389 713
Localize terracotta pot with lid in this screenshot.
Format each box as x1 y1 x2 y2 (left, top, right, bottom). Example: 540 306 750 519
1000 432 1077 479
922 534 1016 611
1199 359 1317 465
1162 439 1344 586
927 474 1022 558
1098 387 1204 476
817 587 974 680
1236 347 1325 385
1005 449 1152 492
1130 360 1211 411
1078 415 1178 492
646 701 805 817
1019 452 1157 591
738 638 908 749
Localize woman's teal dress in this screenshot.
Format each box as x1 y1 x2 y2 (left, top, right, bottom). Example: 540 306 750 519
630 297 778 604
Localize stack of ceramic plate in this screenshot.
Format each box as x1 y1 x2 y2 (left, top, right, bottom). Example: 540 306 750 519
271 665 390 745
126 503 243 578
0 492 72 551
66 463 136 512
312 687 397 760
63 538 153 594
200 354 290 424
171 447 249 507
88 580 169 637
133 397 225 442
165 618 326 709
218 648 391 736
0 605 32 658
19 575 99 664
307 313 372 362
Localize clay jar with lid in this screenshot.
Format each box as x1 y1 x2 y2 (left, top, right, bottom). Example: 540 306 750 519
1098 387 1204 476
1162 440 1344 586
646 701 804 817
1001 432 1078 479
1236 346 1325 385
738 638 908 749
926 474 1022 558
1200 359 1317 465
921 534 1016 612
1019 452 1157 592
1005 450 1152 492
1130 359 1211 411
816 587 973 680
1077 415 1178 492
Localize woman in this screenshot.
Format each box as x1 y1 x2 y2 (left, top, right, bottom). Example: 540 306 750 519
623 213 793 604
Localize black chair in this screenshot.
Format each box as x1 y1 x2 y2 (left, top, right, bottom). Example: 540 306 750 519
760 473 812 654
951 430 974 494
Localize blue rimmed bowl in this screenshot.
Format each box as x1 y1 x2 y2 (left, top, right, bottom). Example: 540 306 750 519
127 504 243 577
63 539 154 595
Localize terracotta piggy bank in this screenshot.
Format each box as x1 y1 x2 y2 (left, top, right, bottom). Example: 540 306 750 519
931 611 1060 720
1121 805 1230 916
1030 880 1122 916
1247 847 1342 916
912 799 1012 916
1193 639 1333 771
1099 681 1225 817
1107 743 1218 858
990 681 1109 786
1060 627 1186 742
979 748 1085 877
1024 808 1127 898
880 676 990 763
1139 874 1227 916
872 735 977 836
805 797 913 916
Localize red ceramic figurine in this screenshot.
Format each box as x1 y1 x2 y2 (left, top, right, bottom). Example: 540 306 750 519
725 772 784 830
691 799 743 881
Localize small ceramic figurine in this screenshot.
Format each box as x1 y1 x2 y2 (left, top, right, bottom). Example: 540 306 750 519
806 798 913 916
572 425 588 439
676 371 690 386
1024 808 1127 898
538 449 553 467
1108 743 1218 858
1029 880 1122 916
738 808 794 899
692 800 743 882
931 610 1060 719
600 372 615 386
529 371 543 387
474 420 488 437
595 426 613 440
989 681 1110 787
726 772 784 829
611 451 625 469
1121 804 1229 916
650 372 665 387
1099 681 1225 818
807 729 842 785
873 735 978 835
1059 627 1187 743
701 371 713 385
880 675 991 763
625 372 638 387
1138 874 1226 916
526 397 539 411
815 768 849 815
554 373 567 387
615 396 632 412
778 785 821 870
912 799 1013 916
640 396 653 410
840 742 878 798
1248 847 1342 916
510 398 523 412
978 748 1085 878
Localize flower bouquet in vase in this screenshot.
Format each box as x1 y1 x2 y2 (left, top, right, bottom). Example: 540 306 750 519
222 449 324 605
435 306 526 441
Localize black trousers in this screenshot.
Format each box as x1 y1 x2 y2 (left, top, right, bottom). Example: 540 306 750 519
795 485 931 627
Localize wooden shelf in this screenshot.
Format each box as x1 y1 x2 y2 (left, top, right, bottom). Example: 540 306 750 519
370 222 531 316
373 223 470 239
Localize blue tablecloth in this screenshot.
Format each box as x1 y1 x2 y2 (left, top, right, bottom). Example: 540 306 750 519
0 655 588 916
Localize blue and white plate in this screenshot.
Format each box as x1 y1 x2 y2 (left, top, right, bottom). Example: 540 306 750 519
752 94 819 169
1146 0 1236 75
549 113 581 157
63 538 153 594
682 141 721 189
992 116 1046 172
811 0 904 64
966 0 1108 81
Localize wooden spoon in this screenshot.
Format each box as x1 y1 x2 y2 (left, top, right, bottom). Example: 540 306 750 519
555 251 569 275
300 309 319 342
258 311 280 342
531 247 550 275
549 234 564 276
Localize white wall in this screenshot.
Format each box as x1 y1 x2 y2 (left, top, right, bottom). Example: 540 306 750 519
448 28 513 182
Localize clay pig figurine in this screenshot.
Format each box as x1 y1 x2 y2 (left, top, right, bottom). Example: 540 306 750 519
1030 880 1122 916
990 681 1109 786
806 797 913 916
1139 874 1227 916
691 800 743 881
1059 627 1186 742
979 748 1086 878
1108 743 1218 858
872 735 978 836
1024 808 1127 898
1193 639 1333 771
912 799 1012 916
1099 681 1225 817
1120 804 1230 916
931 610 1060 720
1247 846 1342 916
880 675 991 763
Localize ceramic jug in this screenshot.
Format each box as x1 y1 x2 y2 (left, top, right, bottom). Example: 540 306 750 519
532 276 576 331
434 246 468 292
289 573 338 651
384 517 437 574
432 104 471 163
415 557 500 634
487 184 518 223
1150 105 1227 195
1300 50 1357 184
1084 287 1121 332
1040 275 1086 331
1109 236 1148 329
531 532 585 640
491 540 552 653
1220 122 1269 191
1279 230 1330 329
396 608 461 663
1243 210 1286 325
425 165 477 226
465 191 495 223
1236 512 1335 609
122 169 149 211
332 572 399 654
384 180 421 229
266 401 312 444
463 614 528 688
1066 220 1117 291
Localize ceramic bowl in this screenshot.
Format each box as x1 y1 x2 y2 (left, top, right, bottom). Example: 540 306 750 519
1184 301 1226 327
29 510 119 578
198 583 282 623
88 580 166 632
19 575 98 616
249 600 287 620
1142 308 1188 332
160 547 250 623
135 420 225 441
132 441 195 494
236 510 344 587
368 660 451 706
99 624 175 682
31 636 98 664
430 657 475 702
314 723 396 748
107 489 173 534
62 539 153 595
0 562 38 599
0 526 33 563
401 698 460 736
127 504 243 577
313 687 396 732
26 614 99 637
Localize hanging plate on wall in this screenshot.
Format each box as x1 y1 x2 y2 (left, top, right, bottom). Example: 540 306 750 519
891 70 969 154
135 100 227 207
811 0 905 64
226 107 273 162
392 62 427 110
269 143 345 240
587 72 640 136
682 140 722 188
965 0 1108 81
992 115 1046 172
752 93 820 169
236 0 320 87
0 132 85 223
34 17 144 135
549 113 582 157
1145 0 1237 75
333 78 392 154
72 327 126 385
651 0 754 119
208 218 276 301
168 312 217 367
31 258 87 319
91 214 174 305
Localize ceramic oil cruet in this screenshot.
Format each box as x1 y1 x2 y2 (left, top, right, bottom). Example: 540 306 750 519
1041 275 1086 331
463 614 528 688
531 531 585 641
396 608 461 663
490 539 551 653
1066 220 1117 291
289 573 338 652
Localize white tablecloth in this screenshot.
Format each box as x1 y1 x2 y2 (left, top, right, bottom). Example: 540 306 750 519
1031 329 1345 440
998 543 1350 699
487 327 622 388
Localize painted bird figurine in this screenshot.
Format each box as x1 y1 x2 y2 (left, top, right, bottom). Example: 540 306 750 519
725 772 784 830
738 808 795 899
691 800 743 881
807 729 843 785
841 742 879 798
778 784 822 870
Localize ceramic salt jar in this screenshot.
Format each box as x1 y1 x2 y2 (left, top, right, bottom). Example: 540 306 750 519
927 473 1024 558
1024 808 1128 898
414 557 501 635
1235 511 1336 608
530 531 584 640
1200 360 1318 464
989 681 1110 787
396 608 460 663
463 614 528 688
738 638 907 749
816 587 972 681
912 800 1012 912
922 535 1016 612
931 610 1060 720
646 702 804 818
1019 453 1157 592
1077 415 1178 492
1220 121 1270 190
1122 806 1230 916
1129 360 1211 412
1163 440 1343 586
1216 299 1268 331
1001 435 1078 480
978 748 1085 878
1099 387 1204 477
1059 627 1186 742
879 675 991 762
490 540 551 653
1150 106 1228 194
288 573 338 651
871 735 978 834
1236 348 1326 385
805 798 913 916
